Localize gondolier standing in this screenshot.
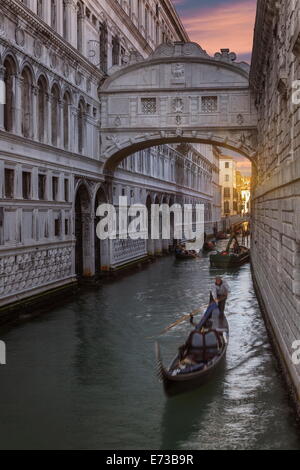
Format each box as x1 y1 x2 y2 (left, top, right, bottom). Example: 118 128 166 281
212 277 230 318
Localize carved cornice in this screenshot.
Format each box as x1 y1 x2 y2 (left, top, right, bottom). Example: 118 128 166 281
0 0 105 81
160 0 189 43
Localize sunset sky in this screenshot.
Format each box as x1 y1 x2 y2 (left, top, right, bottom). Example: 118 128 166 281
173 0 257 64
172 0 256 175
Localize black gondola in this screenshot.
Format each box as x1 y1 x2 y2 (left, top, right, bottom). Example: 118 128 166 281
175 251 198 260
156 297 229 397
210 235 250 268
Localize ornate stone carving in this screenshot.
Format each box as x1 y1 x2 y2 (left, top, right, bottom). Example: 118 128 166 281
33 39 43 58
75 70 82 86
0 247 73 298
63 61 70 78
114 116 121 127
15 26 25 47
50 51 57 69
172 97 184 113
214 49 237 62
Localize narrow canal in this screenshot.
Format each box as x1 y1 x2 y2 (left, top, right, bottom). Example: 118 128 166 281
0 244 299 450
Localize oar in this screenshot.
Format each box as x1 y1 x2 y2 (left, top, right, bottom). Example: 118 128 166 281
159 303 207 335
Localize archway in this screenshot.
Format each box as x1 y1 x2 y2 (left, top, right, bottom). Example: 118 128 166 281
75 184 92 277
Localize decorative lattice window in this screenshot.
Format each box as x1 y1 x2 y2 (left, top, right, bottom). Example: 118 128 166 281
141 98 157 114
201 96 218 113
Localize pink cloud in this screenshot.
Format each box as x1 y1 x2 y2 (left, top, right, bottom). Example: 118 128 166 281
180 1 256 61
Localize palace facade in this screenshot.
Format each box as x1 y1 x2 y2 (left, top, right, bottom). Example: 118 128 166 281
0 0 221 309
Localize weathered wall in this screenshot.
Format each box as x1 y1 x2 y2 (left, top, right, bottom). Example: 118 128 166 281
251 0 300 404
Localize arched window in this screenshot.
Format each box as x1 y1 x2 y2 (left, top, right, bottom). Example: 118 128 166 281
63 91 70 149
3 57 16 132
37 76 47 142
51 84 60 146
21 67 33 138
78 99 85 154
51 0 57 30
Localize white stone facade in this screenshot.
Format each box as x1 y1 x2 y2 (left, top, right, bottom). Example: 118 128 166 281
0 0 220 308
251 0 300 404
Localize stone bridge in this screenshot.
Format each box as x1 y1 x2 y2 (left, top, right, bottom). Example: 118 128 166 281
99 42 258 171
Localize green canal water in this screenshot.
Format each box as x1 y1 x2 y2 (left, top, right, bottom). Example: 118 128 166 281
0 246 299 450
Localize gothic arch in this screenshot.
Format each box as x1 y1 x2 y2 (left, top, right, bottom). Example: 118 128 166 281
3 54 17 132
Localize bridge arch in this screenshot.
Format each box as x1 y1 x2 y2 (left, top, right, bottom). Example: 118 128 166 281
99 42 258 172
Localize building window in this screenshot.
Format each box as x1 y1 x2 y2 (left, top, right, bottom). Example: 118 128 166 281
21 67 33 138
3 57 16 133
141 98 157 115
38 174 46 200
63 0 68 39
22 171 31 199
201 96 218 113
65 219 69 235
225 162 230 168
78 100 85 154
100 22 108 73
51 84 60 146
77 1 84 52
52 176 59 201
64 179 69 202
112 36 120 66
224 187 230 198
37 76 47 143
51 0 57 30
37 0 43 18
63 92 70 149
54 218 60 237
4 169 14 199
224 201 230 214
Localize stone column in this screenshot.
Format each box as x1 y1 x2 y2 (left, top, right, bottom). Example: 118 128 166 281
14 75 23 136
32 84 39 141
15 165 23 199
46 92 52 145
70 104 78 153
32 167 39 200
0 160 4 198
0 65 5 130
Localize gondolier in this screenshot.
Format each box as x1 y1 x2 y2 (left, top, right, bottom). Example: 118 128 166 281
212 277 230 317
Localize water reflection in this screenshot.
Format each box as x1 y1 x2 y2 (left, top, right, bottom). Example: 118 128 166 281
0 243 299 450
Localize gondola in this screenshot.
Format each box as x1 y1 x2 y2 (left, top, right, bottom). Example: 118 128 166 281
175 251 198 260
210 235 250 268
156 296 229 397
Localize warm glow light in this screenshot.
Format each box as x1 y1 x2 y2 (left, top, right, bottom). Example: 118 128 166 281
173 0 256 63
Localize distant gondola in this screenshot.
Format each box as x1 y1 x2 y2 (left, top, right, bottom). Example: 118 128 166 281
156 296 229 397
210 235 250 268
175 251 198 260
